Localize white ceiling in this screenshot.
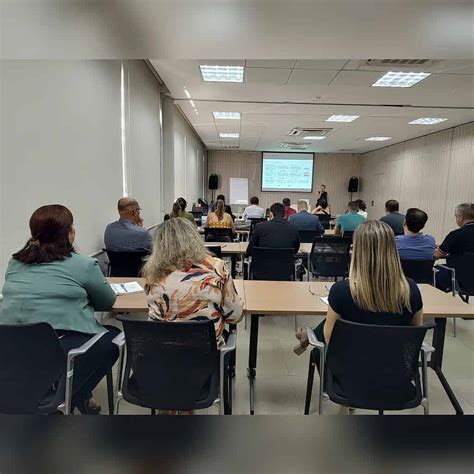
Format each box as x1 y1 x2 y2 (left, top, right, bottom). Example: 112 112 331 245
151 59 474 153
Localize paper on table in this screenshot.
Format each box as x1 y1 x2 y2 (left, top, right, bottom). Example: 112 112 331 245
110 281 144 295
320 296 329 305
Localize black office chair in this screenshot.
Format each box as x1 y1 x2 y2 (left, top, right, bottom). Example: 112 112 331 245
104 249 149 277
303 320 435 415
248 218 267 237
299 229 324 243
400 259 435 284
341 230 354 240
317 214 332 230
191 210 204 220
206 245 223 259
309 237 352 281
114 317 235 414
204 227 234 242
249 247 296 281
0 323 113 415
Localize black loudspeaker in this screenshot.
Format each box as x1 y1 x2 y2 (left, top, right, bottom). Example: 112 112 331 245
348 176 359 193
208 174 218 190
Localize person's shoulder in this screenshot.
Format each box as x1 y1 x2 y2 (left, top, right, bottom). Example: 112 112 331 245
423 234 436 243
328 279 350 298
68 253 99 270
406 277 422 296
380 215 388 222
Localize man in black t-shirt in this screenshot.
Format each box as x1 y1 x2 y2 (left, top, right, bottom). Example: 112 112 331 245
434 203 474 291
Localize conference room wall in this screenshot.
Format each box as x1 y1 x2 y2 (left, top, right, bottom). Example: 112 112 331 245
360 122 474 242
207 151 360 215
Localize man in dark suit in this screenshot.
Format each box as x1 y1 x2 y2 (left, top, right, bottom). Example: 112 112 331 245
246 202 300 257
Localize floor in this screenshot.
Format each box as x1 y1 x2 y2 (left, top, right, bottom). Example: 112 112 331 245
94 269 474 416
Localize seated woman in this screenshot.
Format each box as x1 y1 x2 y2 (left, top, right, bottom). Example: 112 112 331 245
143 218 244 348
1 205 119 414
357 199 368 218
294 220 423 353
170 197 195 225
204 199 235 242
197 198 209 212
312 199 330 215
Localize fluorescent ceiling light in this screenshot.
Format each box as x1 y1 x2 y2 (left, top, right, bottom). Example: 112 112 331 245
303 136 326 140
184 88 191 99
326 115 360 122
189 100 195 108
372 71 431 88
365 136 392 141
280 142 310 150
200 65 244 82
409 117 448 125
219 133 239 138
222 144 239 148
213 111 241 120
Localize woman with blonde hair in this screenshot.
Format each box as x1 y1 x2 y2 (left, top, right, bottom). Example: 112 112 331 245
294 220 423 353
204 199 235 242
143 218 244 348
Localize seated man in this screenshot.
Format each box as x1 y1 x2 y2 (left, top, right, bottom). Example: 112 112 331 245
283 198 296 220
104 197 152 252
288 200 324 233
246 202 300 257
434 203 474 291
334 201 366 236
396 208 435 260
242 196 266 220
380 199 405 236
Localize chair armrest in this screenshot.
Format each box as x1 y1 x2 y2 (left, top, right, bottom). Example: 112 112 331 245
305 327 325 351
436 264 455 275
421 341 435 355
112 331 126 348
220 330 237 358
67 332 105 361
434 265 456 296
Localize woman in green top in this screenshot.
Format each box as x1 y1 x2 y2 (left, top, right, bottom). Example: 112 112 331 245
1 204 119 414
170 197 196 225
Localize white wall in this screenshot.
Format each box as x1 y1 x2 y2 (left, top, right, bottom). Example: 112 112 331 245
207 151 360 215
360 122 474 242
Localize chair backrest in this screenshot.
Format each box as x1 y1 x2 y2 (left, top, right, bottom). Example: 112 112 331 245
117 317 219 410
250 247 295 281
105 250 149 277
342 230 354 240
317 213 332 229
449 253 474 296
249 218 267 236
204 227 233 242
206 245 223 259
310 237 352 278
400 259 435 284
325 319 435 410
191 210 204 219
0 323 66 414
299 229 324 243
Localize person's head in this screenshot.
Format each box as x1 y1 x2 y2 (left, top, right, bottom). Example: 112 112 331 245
320 184 326 192
215 199 225 219
297 200 308 212
170 201 183 218
357 199 367 212
319 199 328 210
350 220 410 314
250 196 259 206
404 208 428 234
454 203 474 227
118 197 142 224
13 204 75 264
269 202 285 219
177 197 187 212
385 199 399 213
216 194 226 204
197 198 207 207
348 201 359 212
282 198 291 207
143 218 209 283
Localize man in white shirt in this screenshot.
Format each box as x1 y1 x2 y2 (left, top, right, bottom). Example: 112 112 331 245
242 196 265 220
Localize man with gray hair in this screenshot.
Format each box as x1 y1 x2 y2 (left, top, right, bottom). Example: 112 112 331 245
288 199 324 233
104 197 153 252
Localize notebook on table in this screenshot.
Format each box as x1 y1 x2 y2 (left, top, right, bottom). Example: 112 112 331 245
110 281 144 295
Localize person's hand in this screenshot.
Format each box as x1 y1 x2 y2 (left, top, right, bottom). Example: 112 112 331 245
137 217 144 227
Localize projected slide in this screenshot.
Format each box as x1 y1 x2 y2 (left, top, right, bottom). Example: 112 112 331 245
261 152 314 192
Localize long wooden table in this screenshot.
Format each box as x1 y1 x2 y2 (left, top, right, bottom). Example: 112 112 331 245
109 278 473 415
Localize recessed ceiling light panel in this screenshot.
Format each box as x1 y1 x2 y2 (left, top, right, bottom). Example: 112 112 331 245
280 142 310 150
213 112 241 120
200 65 244 82
365 136 392 141
303 136 326 140
409 117 448 125
219 133 239 138
326 115 360 122
372 71 431 88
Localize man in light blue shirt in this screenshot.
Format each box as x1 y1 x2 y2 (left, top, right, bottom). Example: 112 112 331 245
335 201 367 235
288 200 324 233
104 198 152 252
396 208 435 260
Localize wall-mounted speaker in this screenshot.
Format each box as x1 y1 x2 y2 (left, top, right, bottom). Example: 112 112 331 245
208 174 218 190
348 176 359 193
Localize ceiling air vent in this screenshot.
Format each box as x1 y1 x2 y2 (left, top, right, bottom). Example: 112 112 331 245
364 59 439 68
287 128 331 137
280 142 310 150
222 144 239 149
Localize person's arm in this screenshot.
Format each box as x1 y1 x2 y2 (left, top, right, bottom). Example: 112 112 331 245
242 207 248 221
323 305 341 344
246 226 260 257
334 223 342 236
142 230 153 252
435 233 452 259
411 309 423 326
84 258 117 311
220 269 244 324
205 215 210 228
293 228 301 253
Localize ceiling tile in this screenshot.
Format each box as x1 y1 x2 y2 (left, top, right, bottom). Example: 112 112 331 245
246 60 296 68
287 68 339 85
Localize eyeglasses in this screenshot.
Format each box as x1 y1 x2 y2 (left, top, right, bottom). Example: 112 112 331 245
308 284 330 297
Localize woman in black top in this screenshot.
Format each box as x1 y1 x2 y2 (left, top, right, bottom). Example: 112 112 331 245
295 220 423 352
316 185 328 207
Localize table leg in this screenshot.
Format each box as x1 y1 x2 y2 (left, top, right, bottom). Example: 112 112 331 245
429 317 464 415
247 314 260 415
307 253 311 282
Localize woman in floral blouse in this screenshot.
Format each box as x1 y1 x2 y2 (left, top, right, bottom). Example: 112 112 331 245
143 217 244 347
